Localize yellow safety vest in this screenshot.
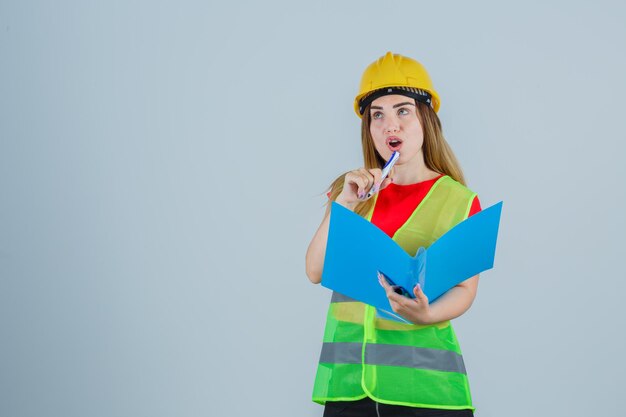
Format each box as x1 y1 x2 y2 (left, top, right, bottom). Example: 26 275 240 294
312 175 477 411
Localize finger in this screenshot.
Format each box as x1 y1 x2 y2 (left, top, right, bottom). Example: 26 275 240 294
345 171 363 189
358 168 375 193
379 177 392 191
357 175 370 198
377 272 396 293
386 287 405 304
348 171 370 199
377 273 404 302
377 166 395 192
377 272 392 290
413 283 429 303
359 168 374 184
368 168 383 189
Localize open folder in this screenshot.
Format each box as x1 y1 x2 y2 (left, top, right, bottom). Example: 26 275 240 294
321 201 503 323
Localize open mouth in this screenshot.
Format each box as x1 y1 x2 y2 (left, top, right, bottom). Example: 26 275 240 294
387 137 403 151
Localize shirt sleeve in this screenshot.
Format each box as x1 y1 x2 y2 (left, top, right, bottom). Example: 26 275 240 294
468 195 482 217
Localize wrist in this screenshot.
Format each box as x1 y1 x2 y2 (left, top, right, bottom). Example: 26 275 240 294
335 196 357 211
410 307 437 326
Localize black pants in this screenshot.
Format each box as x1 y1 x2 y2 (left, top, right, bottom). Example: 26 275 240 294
323 397 474 417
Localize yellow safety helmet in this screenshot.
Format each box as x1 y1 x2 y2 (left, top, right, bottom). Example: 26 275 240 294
354 51 441 118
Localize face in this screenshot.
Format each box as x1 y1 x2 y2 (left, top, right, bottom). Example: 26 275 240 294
369 94 424 166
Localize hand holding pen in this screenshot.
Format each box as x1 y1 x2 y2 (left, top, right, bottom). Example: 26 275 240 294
335 151 400 210
365 151 399 199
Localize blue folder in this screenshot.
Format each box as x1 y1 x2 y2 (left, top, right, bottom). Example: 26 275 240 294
321 201 503 323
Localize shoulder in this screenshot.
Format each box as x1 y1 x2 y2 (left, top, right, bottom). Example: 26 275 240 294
435 176 482 218
437 175 476 199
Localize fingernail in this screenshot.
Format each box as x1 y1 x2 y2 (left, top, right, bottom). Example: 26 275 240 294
358 191 364 199
372 183 380 193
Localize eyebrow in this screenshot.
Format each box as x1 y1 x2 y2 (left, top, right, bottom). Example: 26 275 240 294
370 102 415 110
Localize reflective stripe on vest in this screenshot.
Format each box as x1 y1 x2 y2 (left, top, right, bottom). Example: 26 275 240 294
331 291 357 303
319 342 466 374
312 175 477 410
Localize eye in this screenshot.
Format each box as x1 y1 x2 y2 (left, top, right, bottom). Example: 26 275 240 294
398 108 410 116
372 111 383 119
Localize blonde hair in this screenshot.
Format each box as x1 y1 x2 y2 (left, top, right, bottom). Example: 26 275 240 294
324 99 466 217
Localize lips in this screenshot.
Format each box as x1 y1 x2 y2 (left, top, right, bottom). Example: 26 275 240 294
386 136 403 151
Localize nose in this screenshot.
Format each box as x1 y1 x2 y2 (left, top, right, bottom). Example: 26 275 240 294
384 119 400 134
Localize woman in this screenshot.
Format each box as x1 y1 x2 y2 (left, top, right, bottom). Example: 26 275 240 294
305 52 481 416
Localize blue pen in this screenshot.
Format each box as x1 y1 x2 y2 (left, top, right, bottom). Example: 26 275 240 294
365 151 400 199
